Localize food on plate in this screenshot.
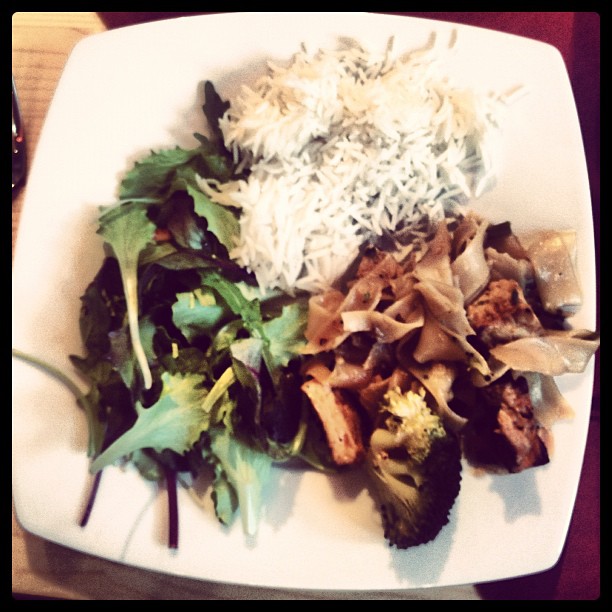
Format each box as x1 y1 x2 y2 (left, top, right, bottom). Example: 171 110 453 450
526 230 583 316
300 361 366 465
366 386 462 548
201 37 514 293
301 213 599 545
12 37 599 552
460 373 550 474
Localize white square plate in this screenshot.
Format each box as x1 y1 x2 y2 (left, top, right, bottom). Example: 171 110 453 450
12 12 597 590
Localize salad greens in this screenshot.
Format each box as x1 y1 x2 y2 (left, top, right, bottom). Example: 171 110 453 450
62 82 331 541
97 203 156 389
208 427 274 537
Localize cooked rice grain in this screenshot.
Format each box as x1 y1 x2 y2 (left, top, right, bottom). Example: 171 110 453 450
204 37 513 293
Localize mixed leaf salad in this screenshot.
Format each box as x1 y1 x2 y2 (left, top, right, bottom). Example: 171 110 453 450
64 82 339 543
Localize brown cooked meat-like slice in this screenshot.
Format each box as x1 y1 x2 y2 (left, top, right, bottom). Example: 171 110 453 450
466 278 543 347
461 373 550 473
301 378 365 466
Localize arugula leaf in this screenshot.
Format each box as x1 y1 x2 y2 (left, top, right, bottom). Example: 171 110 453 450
107 327 135 390
120 136 234 201
191 135 235 182
198 270 309 385
69 355 137 457
209 458 239 526
98 202 156 389
119 147 202 199
158 346 210 378
77 280 112 360
162 191 209 250
131 449 164 481
262 302 308 372
168 166 239 254
207 427 273 537
202 80 230 145
76 257 125 365
147 249 254 284
90 370 222 473
199 270 264 337
186 178 239 254
119 143 240 256
139 241 178 266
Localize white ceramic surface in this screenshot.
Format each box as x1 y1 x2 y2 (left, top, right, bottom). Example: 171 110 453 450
12 12 596 590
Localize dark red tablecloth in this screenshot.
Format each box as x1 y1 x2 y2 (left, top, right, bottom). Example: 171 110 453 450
98 12 600 600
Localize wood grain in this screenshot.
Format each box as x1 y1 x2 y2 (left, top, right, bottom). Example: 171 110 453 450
12 12 105 260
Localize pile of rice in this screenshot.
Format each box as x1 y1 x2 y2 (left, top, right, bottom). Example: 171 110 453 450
201 36 514 294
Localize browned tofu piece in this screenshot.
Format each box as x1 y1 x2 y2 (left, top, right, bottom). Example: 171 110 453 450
462 374 550 473
486 377 549 472
301 378 365 466
466 279 543 347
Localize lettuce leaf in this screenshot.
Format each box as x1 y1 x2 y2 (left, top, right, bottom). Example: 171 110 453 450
197 269 309 385
207 427 273 537
90 370 230 472
98 202 156 389
262 302 308 372
186 177 239 253
120 147 203 198
172 288 225 342
119 136 233 200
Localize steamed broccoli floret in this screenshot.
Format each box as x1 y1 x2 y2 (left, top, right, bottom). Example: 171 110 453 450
381 387 447 462
365 386 462 549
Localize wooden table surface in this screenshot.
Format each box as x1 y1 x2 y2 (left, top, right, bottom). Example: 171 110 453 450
12 12 600 600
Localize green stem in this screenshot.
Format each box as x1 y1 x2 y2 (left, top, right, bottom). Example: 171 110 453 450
12 348 98 456
12 348 90 409
202 366 236 413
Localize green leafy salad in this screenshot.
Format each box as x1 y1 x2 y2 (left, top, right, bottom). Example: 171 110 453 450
57 83 335 544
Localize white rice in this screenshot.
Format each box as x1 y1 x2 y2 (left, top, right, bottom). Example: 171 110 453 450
200 35 514 294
